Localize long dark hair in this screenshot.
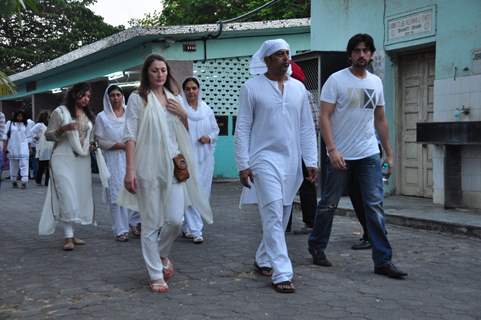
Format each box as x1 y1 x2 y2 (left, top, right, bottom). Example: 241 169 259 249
64 82 95 122
138 54 180 104
11 110 28 126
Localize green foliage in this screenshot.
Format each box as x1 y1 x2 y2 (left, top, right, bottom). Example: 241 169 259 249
0 0 123 75
131 0 310 27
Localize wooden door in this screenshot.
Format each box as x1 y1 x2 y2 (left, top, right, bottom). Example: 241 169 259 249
399 51 435 197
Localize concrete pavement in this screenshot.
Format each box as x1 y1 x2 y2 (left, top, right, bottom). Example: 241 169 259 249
0 179 480 319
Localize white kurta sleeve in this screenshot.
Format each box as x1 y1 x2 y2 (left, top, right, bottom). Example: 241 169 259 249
94 115 115 150
300 89 318 167
45 110 63 142
234 85 254 172
123 93 142 142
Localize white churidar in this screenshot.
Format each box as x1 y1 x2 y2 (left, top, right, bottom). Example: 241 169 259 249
255 201 293 283
94 85 139 236
180 86 219 237
141 183 185 280
39 106 94 236
249 39 292 76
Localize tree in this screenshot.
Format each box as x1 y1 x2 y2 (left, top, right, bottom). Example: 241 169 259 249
0 0 123 76
130 0 310 27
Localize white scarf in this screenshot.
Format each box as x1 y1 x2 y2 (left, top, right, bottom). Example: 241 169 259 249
182 97 215 162
117 90 213 229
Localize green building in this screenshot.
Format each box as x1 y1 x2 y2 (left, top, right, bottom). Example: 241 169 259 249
310 0 481 209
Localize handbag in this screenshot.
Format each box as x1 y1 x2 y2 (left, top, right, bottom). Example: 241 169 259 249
173 154 190 182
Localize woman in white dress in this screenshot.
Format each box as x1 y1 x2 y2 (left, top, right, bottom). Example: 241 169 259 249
95 84 141 242
181 77 219 244
5 110 31 188
118 54 213 293
39 82 96 251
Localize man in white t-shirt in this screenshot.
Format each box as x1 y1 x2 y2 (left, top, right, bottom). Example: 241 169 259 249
308 34 407 279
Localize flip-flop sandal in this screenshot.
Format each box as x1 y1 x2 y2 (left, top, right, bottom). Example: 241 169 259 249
115 233 129 242
149 281 169 293
130 225 141 238
162 258 174 281
254 262 273 276
272 281 296 293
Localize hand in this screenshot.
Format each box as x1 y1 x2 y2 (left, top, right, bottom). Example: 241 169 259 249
59 122 78 133
383 153 394 175
124 170 137 194
305 167 317 183
89 142 97 152
198 136 211 144
166 98 187 119
328 149 347 170
111 143 126 150
239 168 254 188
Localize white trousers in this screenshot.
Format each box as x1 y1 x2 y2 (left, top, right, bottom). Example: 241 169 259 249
9 159 29 182
108 201 141 236
141 183 184 281
182 206 203 237
64 222 74 238
255 200 293 284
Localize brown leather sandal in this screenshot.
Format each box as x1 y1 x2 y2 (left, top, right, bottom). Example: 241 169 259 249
272 281 296 293
254 262 273 276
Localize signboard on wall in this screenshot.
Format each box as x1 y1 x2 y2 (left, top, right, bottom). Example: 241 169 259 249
385 6 436 45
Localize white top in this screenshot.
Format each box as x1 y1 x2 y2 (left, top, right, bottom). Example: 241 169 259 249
320 68 384 160
0 112 5 151
124 92 180 159
31 122 46 149
235 75 317 207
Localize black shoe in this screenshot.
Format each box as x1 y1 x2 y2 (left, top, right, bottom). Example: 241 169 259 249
351 238 372 250
309 247 332 267
374 263 408 279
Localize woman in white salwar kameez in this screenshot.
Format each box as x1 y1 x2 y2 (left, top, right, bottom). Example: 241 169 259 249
5 110 31 188
94 85 141 242
38 82 96 251
181 77 219 244
118 54 213 293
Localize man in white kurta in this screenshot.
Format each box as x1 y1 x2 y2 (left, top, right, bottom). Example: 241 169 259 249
235 39 318 292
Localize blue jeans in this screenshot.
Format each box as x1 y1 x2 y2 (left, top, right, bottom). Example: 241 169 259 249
308 154 392 267
0 151 3 187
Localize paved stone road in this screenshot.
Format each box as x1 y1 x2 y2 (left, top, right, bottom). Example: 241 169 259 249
1 179 480 319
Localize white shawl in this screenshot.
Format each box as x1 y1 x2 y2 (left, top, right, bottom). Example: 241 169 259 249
117 90 213 229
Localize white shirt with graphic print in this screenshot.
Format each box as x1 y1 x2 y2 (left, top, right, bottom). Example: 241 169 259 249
320 67 384 160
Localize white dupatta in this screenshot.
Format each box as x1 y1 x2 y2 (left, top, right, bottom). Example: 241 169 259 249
117 90 213 229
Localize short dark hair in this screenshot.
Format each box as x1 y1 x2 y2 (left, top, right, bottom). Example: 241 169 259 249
182 77 200 90
346 33 376 56
37 110 50 125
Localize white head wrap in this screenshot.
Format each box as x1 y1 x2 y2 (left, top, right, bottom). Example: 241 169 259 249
249 39 292 75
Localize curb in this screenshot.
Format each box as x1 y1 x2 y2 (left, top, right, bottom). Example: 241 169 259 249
335 208 481 239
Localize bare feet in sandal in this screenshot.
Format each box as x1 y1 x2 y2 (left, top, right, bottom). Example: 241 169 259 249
272 281 296 293
115 233 129 242
161 257 174 281
149 280 169 293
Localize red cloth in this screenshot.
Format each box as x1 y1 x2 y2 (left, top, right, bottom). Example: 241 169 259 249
291 61 305 83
